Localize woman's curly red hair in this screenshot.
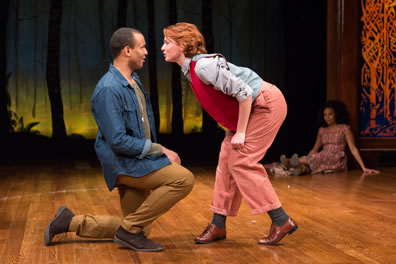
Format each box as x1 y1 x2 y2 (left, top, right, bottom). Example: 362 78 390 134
163 22 207 58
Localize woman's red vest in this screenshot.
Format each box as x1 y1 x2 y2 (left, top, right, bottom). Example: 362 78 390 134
189 59 239 131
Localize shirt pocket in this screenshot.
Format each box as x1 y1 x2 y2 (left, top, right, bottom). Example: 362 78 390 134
123 104 139 135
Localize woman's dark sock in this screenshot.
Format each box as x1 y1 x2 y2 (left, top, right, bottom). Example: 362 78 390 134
268 207 289 227
211 213 226 228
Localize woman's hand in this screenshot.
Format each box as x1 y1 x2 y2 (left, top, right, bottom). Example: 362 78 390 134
231 132 246 149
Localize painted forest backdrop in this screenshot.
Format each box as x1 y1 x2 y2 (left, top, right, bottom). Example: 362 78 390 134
1 0 327 159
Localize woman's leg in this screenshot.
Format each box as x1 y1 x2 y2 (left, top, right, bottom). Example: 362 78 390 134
228 86 285 215
228 84 298 245
211 131 244 217
194 133 241 244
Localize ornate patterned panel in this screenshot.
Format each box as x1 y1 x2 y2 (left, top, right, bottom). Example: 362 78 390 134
360 0 396 138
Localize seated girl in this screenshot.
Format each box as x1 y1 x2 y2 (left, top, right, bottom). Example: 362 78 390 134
281 100 380 176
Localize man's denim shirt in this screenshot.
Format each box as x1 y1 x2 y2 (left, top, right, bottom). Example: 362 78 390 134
91 64 170 191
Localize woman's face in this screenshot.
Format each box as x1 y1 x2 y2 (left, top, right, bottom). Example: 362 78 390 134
323 107 336 126
161 37 184 62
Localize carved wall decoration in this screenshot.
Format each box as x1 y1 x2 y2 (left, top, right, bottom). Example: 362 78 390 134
360 0 396 138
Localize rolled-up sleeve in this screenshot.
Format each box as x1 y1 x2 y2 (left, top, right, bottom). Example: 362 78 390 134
92 87 150 158
195 56 253 102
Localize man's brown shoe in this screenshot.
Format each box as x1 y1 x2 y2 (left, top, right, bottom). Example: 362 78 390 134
195 224 226 244
113 226 164 252
44 205 75 246
258 218 298 245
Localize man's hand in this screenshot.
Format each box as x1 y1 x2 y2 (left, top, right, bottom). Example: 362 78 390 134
162 146 181 164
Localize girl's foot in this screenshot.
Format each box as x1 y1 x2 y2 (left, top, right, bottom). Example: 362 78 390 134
292 164 309 176
280 154 290 169
290 153 299 168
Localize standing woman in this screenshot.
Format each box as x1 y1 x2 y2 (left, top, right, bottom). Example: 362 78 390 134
161 22 297 245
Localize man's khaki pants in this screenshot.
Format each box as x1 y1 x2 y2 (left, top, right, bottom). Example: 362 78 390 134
68 162 194 237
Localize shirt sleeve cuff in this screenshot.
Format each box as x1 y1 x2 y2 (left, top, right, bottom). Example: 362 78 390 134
137 139 152 159
236 85 253 102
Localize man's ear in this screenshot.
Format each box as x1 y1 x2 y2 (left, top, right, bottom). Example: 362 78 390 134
122 46 131 57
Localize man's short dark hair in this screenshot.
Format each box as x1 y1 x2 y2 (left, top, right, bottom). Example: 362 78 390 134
110 28 142 59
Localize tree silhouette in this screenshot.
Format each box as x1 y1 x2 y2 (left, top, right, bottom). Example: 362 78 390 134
65 1 72 110
32 0 38 118
131 0 138 27
46 0 66 140
168 0 183 135
201 0 218 135
117 0 127 28
224 0 236 61
98 0 108 73
0 0 10 138
14 0 20 110
147 0 160 135
72 1 83 105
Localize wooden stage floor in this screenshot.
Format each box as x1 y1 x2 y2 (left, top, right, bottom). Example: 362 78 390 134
0 160 395 264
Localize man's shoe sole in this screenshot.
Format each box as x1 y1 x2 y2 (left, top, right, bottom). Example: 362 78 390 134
113 237 164 252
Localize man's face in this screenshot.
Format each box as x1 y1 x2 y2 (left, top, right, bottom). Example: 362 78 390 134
128 33 148 71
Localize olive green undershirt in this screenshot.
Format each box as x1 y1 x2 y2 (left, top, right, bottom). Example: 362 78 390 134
130 82 162 155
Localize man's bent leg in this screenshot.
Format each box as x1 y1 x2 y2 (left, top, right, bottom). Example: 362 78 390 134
47 187 151 241
44 206 121 244
117 162 194 233
69 215 121 238
118 185 152 236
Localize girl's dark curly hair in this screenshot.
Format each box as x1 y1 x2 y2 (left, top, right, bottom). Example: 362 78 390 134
318 100 349 127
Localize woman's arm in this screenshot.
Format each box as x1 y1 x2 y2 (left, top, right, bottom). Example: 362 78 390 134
344 126 380 174
195 56 253 102
307 129 323 155
231 95 252 149
195 56 254 148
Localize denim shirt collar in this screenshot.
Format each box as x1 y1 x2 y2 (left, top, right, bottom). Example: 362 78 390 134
108 64 142 88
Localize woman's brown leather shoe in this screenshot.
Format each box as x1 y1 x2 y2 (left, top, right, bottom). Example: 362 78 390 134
195 224 226 244
258 218 298 245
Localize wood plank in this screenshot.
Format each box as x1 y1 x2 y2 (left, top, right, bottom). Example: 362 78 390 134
0 160 395 263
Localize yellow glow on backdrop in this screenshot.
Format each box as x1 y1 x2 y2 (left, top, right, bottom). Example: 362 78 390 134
8 81 203 138
360 0 396 137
